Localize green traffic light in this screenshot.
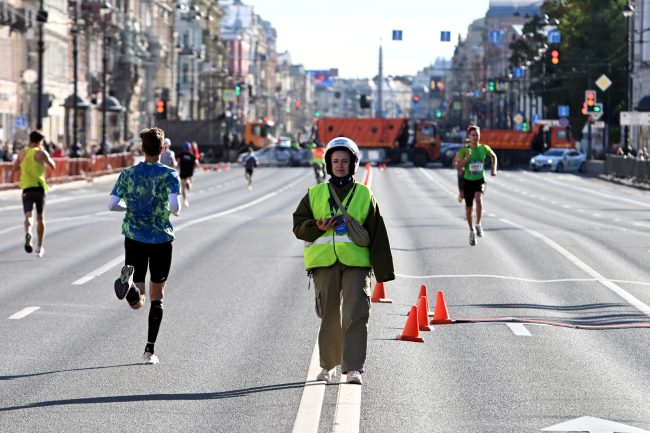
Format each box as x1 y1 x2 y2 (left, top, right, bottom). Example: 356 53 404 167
235 86 241 96
315 111 321 118
488 81 495 92
593 105 601 112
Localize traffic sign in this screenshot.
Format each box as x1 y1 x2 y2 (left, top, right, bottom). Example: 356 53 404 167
512 67 524 78
392 30 403 41
620 111 650 125
547 30 561 43
223 89 236 102
489 30 502 44
595 74 612 92
15 116 27 129
440 31 451 42
558 105 570 117
513 113 524 124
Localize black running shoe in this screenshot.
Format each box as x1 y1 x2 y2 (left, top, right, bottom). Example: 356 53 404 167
24 233 33 253
114 265 135 300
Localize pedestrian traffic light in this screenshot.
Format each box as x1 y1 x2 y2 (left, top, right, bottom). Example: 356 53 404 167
155 98 167 119
412 95 420 104
488 81 495 92
550 49 559 65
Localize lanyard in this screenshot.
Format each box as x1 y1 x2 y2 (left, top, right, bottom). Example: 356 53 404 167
328 183 357 217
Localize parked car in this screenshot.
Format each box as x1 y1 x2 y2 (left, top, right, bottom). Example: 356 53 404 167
529 148 586 173
440 142 464 167
237 145 292 167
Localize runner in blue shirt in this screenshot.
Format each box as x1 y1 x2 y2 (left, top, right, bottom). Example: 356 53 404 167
108 127 181 365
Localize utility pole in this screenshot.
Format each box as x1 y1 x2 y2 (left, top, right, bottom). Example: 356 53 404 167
376 43 383 118
71 1 79 156
36 0 48 130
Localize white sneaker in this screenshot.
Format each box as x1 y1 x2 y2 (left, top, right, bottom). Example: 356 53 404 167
316 368 332 382
183 199 189 207
346 370 362 385
475 224 483 237
35 247 45 258
143 352 159 365
469 231 476 246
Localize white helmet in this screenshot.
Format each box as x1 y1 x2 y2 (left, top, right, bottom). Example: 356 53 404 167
325 137 361 175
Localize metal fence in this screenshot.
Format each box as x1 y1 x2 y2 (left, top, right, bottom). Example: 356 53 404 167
605 155 650 183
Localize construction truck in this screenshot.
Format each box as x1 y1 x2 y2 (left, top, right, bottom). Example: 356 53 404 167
316 117 441 165
479 121 576 167
244 119 276 149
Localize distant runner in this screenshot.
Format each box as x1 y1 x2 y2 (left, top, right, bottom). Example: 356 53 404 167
455 125 497 246
243 147 258 190
13 130 56 257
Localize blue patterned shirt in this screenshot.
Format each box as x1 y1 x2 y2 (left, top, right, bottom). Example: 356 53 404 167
110 162 181 243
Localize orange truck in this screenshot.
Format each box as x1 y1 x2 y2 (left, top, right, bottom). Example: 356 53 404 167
479 122 576 167
316 117 440 165
244 119 276 149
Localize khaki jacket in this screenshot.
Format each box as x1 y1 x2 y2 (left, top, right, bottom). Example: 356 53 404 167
293 179 395 283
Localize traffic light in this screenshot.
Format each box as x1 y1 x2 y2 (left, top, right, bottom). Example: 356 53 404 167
488 81 495 92
295 100 301 109
435 109 442 118
581 101 588 115
314 110 320 118
235 85 241 96
550 49 559 65
521 121 529 132
587 102 603 113
412 95 420 104
360 94 371 109
585 90 596 107
155 98 167 119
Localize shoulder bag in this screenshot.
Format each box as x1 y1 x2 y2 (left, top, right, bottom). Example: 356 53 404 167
328 183 371 247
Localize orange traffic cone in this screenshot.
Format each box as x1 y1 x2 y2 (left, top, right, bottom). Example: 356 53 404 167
407 284 430 315
430 290 453 324
397 306 425 342
418 296 431 331
371 282 392 303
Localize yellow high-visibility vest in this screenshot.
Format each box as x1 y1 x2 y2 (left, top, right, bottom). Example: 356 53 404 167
304 182 371 269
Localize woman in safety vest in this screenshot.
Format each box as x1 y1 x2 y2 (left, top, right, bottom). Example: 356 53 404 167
293 137 394 385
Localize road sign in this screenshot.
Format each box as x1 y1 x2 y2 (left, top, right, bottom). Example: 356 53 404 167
489 30 502 44
15 116 27 129
440 31 451 42
512 67 524 78
620 111 650 125
547 30 561 43
558 105 570 117
595 74 612 92
392 30 403 41
223 89 236 102
558 117 569 127
513 113 524 124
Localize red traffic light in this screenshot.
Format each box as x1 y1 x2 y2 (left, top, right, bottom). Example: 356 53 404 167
585 90 596 106
412 95 420 103
551 49 559 65
156 99 166 113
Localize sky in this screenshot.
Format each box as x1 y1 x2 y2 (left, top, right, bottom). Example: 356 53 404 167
248 0 493 79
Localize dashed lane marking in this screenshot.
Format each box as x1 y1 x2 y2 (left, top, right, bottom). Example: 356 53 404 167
506 323 532 336
71 171 309 286
394 273 650 287
332 377 362 433
8 307 40 319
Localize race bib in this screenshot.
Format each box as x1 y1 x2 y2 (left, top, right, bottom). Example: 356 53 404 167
469 162 483 174
334 219 348 235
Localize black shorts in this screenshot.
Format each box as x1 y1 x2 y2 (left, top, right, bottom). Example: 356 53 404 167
245 167 254 176
22 187 46 214
124 237 173 284
463 178 486 207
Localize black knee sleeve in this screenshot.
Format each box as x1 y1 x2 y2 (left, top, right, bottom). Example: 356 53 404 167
150 300 163 319
126 285 142 305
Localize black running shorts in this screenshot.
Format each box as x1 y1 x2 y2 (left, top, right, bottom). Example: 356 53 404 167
124 237 173 284
22 187 46 214
463 178 486 208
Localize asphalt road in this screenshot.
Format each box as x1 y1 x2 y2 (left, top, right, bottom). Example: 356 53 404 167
1 164 649 433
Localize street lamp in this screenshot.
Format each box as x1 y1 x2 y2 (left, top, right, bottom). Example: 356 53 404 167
70 0 79 157
35 0 48 130
101 1 112 155
623 1 634 151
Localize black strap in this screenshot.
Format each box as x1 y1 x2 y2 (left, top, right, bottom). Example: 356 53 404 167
328 183 356 217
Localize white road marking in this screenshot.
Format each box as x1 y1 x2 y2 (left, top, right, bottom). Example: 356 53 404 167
332 377 362 433
501 218 650 318
292 341 326 433
506 323 532 336
418 168 454 196
72 172 309 285
394 273 650 287
8 307 40 319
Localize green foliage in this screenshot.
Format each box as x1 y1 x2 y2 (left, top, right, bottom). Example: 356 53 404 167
509 0 628 140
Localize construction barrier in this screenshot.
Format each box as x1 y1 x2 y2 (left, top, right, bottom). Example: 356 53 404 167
0 152 135 190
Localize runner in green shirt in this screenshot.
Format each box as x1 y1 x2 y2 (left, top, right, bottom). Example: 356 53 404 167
455 125 497 246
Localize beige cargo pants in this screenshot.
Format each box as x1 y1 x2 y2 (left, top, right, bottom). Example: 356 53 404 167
313 261 372 373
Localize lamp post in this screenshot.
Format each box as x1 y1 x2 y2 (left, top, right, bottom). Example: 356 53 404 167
70 0 79 157
35 0 47 130
623 1 634 152
100 2 112 155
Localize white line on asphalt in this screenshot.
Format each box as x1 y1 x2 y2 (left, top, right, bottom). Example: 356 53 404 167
394 273 650 287
506 323 532 336
292 341 327 433
418 168 454 196
8 307 40 319
332 377 362 433
501 218 650 317
72 171 309 285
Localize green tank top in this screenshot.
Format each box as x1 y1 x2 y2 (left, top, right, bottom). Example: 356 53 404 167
19 147 48 190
